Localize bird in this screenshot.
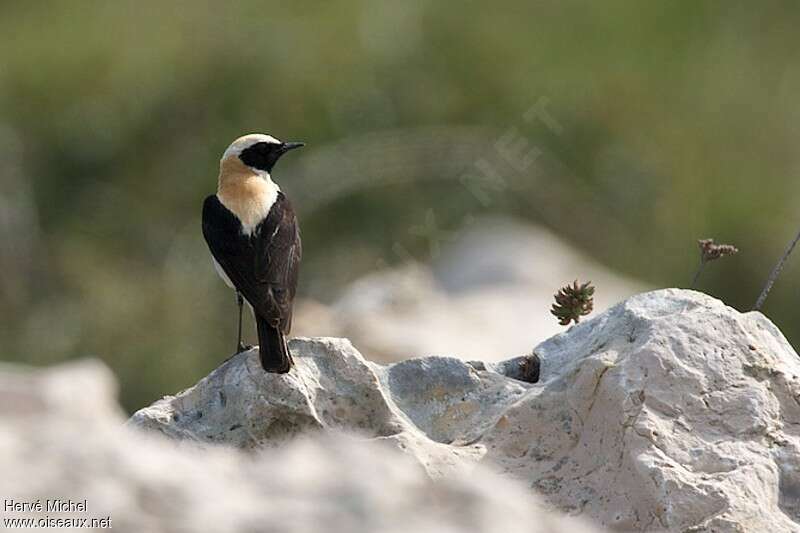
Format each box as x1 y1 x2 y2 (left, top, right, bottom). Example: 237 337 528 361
202 133 303 373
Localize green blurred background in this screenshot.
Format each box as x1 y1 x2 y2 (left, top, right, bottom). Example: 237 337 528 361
2 1 799 412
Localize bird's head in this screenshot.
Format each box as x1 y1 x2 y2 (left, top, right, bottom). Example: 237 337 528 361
219 133 304 181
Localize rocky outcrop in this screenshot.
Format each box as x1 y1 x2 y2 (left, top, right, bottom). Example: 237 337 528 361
0 359 596 533
127 337 537 478
130 289 800 532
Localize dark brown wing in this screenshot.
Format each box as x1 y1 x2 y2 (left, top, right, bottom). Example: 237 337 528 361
202 193 301 332
254 194 301 333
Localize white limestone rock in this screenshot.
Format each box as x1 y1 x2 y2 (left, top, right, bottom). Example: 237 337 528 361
131 289 800 532
127 337 533 477
483 288 800 531
0 359 597 533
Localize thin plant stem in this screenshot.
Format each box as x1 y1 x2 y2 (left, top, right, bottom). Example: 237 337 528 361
690 260 706 289
754 226 800 311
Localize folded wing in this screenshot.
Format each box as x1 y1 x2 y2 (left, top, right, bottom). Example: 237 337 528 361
201 193 301 334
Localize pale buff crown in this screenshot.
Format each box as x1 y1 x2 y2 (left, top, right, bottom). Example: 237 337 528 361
221 133 282 162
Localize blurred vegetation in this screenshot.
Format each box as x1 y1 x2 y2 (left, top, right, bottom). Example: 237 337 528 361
2 1 800 411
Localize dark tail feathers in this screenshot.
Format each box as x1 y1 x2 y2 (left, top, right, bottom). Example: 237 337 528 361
256 317 293 373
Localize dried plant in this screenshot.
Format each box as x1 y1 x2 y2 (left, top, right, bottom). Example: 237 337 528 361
753 226 800 311
690 238 739 289
551 280 595 326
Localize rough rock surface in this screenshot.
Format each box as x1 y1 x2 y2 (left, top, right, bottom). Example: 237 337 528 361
131 289 800 532
128 337 534 478
0 359 596 533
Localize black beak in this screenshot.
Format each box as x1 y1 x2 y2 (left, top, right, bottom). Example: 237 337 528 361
279 141 305 153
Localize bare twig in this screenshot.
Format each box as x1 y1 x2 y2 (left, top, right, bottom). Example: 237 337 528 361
690 261 706 289
753 226 800 311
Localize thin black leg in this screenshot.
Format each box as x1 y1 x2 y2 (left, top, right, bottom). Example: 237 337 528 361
236 292 246 353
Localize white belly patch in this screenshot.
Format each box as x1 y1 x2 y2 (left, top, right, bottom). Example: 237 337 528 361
212 257 235 289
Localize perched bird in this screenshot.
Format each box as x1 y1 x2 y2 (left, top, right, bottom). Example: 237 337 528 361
202 134 303 373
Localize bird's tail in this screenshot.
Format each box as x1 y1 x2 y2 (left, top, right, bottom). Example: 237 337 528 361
256 316 293 373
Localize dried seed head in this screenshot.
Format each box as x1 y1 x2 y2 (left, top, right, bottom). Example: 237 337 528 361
698 239 739 263
551 280 595 326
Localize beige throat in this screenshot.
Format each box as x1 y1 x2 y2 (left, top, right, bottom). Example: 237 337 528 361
217 157 279 235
